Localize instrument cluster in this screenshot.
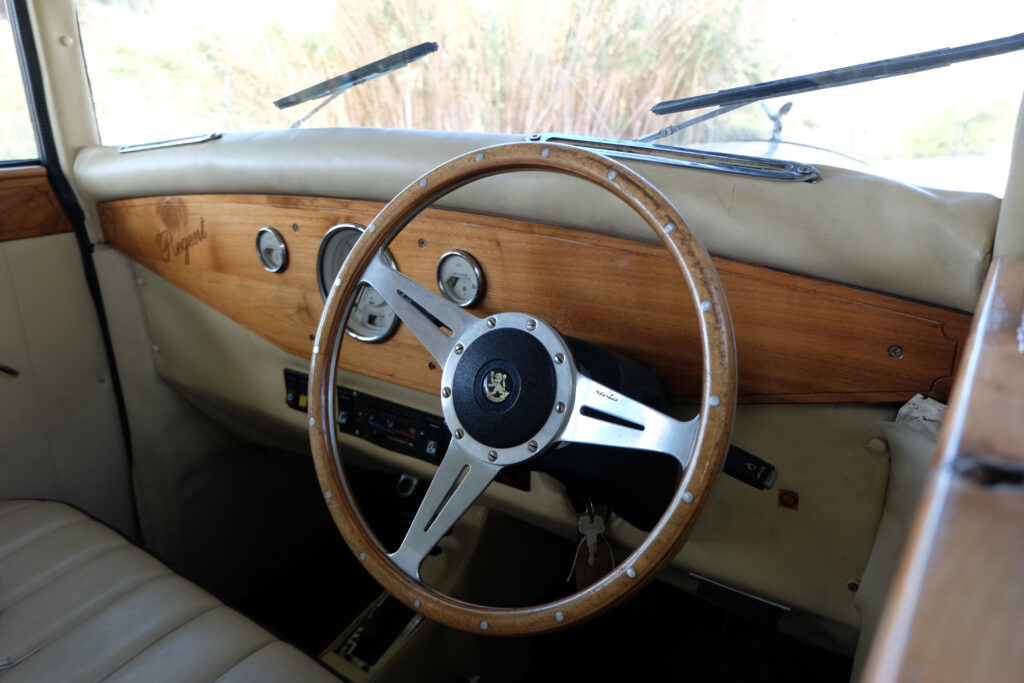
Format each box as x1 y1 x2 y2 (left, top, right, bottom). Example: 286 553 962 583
313 223 486 343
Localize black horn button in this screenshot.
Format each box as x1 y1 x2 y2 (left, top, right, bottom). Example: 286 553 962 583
452 329 556 449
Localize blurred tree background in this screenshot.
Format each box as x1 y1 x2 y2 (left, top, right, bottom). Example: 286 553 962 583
2 0 1022 193
73 0 764 143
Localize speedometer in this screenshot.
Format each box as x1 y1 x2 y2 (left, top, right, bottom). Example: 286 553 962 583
316 222 399 343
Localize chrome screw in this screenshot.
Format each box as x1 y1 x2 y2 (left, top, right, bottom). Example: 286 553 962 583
682 490 694 503
555 402 566 414
487 317 497 328
526 320 536 331
454 344 464 355
454 429 464 440
554 353 564 364
488 451 498 462
442 387 452 399
528 441 538 452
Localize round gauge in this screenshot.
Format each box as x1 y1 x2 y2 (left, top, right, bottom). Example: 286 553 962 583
316 222 399 343
436 250 485 307
256 227 288 273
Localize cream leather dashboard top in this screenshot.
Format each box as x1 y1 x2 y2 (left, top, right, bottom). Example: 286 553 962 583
74 127 999 312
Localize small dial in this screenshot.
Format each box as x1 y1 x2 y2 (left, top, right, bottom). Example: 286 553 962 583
316 222 399 343
256 227 288 273
437 250 484 307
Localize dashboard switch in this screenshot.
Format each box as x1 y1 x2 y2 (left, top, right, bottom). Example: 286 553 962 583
724 445 778 490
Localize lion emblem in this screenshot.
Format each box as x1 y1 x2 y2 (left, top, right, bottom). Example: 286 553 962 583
484 370 511 403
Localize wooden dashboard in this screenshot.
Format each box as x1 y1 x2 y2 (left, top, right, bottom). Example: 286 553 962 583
99 194 971 404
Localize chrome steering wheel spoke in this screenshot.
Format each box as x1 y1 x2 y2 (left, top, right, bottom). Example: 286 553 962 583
559 374 698 469
361 253 478 368
388 441 500 580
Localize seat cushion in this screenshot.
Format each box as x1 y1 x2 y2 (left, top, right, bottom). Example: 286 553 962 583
0 500 342 682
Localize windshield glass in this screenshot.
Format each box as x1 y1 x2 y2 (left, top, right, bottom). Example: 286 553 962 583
76 0 1023 195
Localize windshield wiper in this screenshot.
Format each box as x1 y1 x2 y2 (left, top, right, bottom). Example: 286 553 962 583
274 42 438 128
639 32 1024 144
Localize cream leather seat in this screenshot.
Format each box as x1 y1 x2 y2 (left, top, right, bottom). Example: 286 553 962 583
0 500 343 682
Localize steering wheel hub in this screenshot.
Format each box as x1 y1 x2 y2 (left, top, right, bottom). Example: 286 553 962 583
440 312 575 464
451 328 555 448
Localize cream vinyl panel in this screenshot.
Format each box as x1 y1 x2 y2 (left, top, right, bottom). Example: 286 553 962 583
74 128 999 312
129 261 893 632
0 234 134 537
995 90 1024 257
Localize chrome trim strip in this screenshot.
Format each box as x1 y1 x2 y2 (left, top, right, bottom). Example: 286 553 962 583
528 134 820 182
117 133 222 154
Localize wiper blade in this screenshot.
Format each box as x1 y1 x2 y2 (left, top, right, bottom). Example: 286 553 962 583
642 32 1024 143
274 42 438 109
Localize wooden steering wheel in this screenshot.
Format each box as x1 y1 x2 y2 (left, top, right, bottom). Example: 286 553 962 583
309 142 736 636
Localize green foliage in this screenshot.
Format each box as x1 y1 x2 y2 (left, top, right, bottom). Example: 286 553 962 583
901 102 1016 159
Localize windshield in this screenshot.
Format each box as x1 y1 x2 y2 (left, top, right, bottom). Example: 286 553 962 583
75 0 1024 195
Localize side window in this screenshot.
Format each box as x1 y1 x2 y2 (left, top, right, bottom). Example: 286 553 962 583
0 6 38 161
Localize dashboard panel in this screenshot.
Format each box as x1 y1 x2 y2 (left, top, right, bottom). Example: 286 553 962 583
99 193 970 404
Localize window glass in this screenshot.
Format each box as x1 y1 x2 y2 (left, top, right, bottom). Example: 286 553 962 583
0 6 39 161
75 0 1022 195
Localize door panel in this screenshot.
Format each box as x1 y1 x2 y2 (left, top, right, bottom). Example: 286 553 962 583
0 165 134 537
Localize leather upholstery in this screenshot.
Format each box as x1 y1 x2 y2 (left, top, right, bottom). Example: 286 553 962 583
0 500 341 682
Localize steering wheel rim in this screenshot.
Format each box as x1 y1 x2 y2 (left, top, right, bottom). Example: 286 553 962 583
309 141 736 636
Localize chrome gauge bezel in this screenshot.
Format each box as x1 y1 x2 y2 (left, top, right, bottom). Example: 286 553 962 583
436 250 485 307
317 222 399 343
255 226 288 273
317 223 363 301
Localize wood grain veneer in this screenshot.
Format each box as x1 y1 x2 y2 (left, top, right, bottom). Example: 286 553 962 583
99 193 971 403
862 257 1024 683
0 165 72 242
